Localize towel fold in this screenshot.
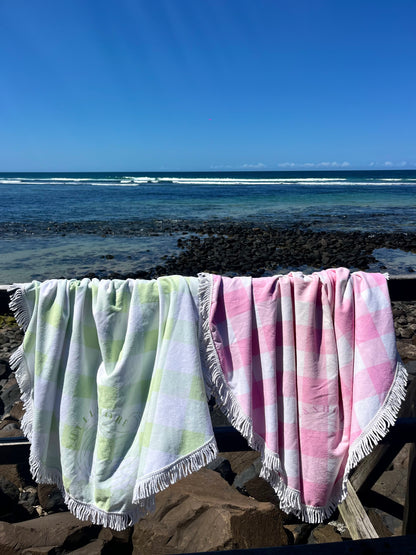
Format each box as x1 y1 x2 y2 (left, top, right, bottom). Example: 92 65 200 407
199 268 407 523
9 276 217 530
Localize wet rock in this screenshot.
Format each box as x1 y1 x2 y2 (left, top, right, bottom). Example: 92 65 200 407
65 538 107 554
0 360 10 379
232 457 262 490
0 512 101 553
0 420 22 437
243 475 281 506
132 468 287 554
206 456 236 485
0 462 34 489
0 475 20 519
20 486 39 509
38 484 67 512
21 547 57 555
9 400 25 421
284 523 316 545
1 379 21 415
220 451 260 475
397 340 416 362
398 327 414 339
98 527 133 553
307 524 343 544
0 475 35 523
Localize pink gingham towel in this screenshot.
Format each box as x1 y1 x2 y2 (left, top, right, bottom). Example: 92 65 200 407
199 269 407 523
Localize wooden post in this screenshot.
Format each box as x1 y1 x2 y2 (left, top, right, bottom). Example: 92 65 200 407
338 480 378 540
402 377 416 535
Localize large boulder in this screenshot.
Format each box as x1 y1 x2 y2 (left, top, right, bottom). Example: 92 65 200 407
132 468 287 554
0 512 101 553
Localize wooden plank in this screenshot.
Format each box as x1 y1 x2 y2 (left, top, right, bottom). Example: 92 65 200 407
350 442 403 493
387 275 416 302
338 480 378 540
351 379 416 494
1 418 415 462
403 442 416 535
402 374 416 535
1 276 416 313
0 438 31 464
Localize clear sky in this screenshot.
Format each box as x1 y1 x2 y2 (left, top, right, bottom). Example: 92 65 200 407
1 0 415 172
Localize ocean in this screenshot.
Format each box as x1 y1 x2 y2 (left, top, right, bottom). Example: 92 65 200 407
1 170 416 283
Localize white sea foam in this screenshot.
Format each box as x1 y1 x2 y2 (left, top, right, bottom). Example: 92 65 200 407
49 178 96 181
1 175 415 188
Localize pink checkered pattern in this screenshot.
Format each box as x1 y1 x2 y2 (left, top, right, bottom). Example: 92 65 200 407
204 268 404 520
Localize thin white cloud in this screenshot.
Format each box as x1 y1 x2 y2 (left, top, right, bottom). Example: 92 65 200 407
241 163 266 169
278 161 351 169
210 164 233 169
368 160 408 168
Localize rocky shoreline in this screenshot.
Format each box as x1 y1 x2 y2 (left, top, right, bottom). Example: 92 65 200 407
1 221 416 280
1 230 416 552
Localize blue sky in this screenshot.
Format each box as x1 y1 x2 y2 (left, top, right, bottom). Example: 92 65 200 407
1 0 415 172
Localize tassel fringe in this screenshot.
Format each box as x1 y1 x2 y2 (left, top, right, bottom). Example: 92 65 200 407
343 357 408 495
23 438 218 531
65 494 151 531
198 272 408 524
133 436 218 501
23 450 151 531
8 285 31 331
8 285 35 442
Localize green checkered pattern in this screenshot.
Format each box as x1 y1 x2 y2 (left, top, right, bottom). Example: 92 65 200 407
13 277 216 527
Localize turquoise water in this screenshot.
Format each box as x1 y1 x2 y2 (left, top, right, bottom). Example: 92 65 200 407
1 170 416 227
1 170 415 282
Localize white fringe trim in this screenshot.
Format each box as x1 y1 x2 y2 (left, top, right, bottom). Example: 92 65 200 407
65 493 152 531
8 285 35 442
24 436 217 531
133 436 218 501
8 284 32 331
198 272 408 524
9 347 34 441
343 357 408 495
22 450 152 531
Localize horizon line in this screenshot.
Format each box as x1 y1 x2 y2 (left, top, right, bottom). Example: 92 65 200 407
1 168 416 174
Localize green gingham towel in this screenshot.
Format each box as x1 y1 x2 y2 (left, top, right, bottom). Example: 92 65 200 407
9 277 217 530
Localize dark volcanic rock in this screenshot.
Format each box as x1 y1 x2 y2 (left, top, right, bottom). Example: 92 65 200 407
0 512 101 553
37 484 67 512
132 468 287 553
0 380 21 416
140 226 416 280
